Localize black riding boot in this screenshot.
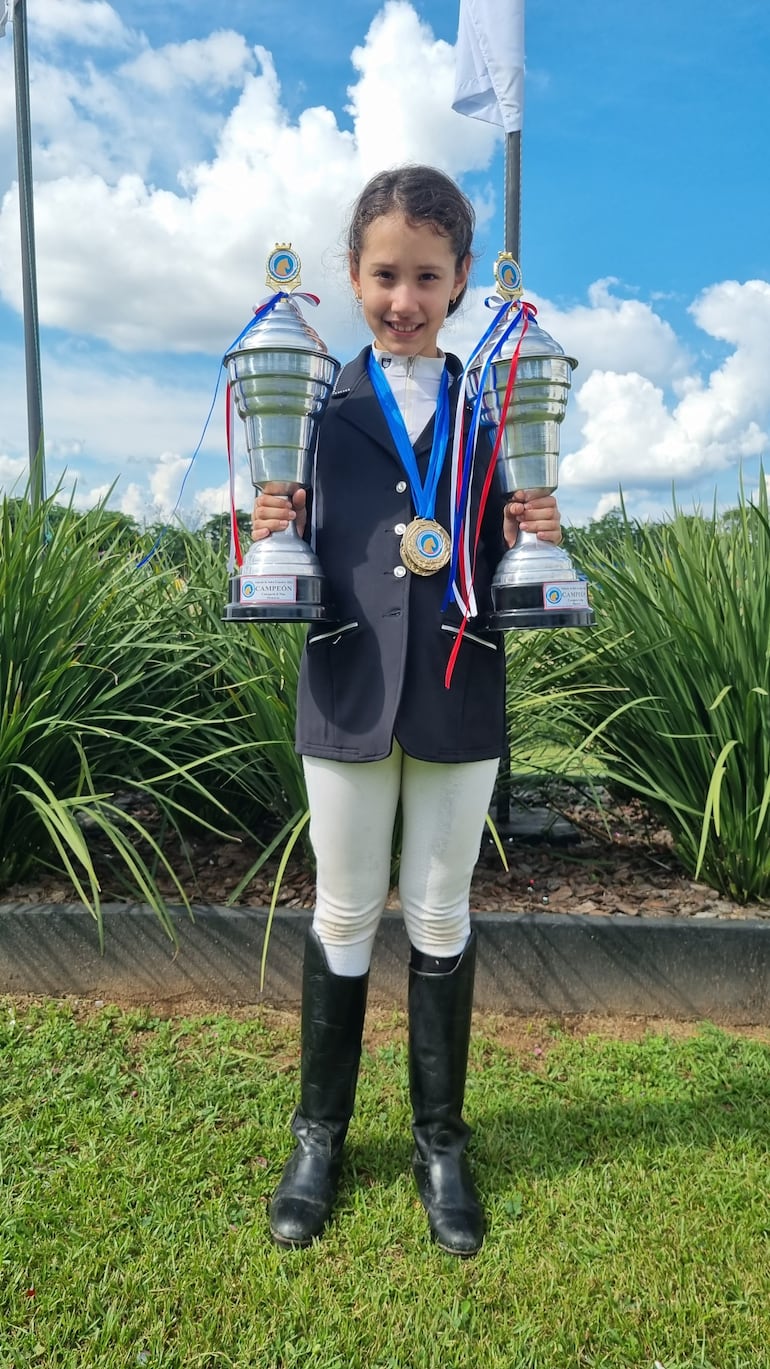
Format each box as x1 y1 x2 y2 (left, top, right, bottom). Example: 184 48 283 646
408 930 485 1257
269 928 369 1248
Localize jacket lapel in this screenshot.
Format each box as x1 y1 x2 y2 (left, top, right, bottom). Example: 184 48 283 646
334 347 465 468
334 348 399 463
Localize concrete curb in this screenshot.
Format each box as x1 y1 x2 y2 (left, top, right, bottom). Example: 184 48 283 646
0 903 769 1024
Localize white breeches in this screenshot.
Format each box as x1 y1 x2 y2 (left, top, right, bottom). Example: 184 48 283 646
303 743 499 977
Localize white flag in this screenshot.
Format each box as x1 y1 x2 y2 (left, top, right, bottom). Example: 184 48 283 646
0 0 15 38
452 0 525 134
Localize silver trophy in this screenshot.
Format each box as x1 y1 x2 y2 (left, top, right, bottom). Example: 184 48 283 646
468 255 594 631
223 245 340 622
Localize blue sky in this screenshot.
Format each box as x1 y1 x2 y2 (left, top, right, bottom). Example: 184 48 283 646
1 0 769 527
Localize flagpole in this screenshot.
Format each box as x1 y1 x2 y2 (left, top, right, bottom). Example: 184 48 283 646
10 0 47 508
452 0 526 829
497 133 521 830
504 130 521 262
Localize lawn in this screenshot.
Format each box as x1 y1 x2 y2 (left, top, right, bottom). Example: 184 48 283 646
1 1001 769 1368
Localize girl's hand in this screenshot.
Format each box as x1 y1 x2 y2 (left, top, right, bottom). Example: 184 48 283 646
503 490 562 549
251 488 308 541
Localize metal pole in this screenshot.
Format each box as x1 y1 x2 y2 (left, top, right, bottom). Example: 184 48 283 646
12 0 46 507
504 129 522 263
496 127 522 828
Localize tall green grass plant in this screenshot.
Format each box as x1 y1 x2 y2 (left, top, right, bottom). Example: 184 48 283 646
0 493 259 934
166 529 307 834
557 482 770 901
0 501 616 919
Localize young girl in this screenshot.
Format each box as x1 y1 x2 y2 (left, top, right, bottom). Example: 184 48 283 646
252 165 562 1256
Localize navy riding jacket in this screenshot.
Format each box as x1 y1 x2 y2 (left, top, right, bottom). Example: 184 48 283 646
295 346 507 763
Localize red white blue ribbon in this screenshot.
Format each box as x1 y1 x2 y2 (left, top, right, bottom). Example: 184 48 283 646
444 297 536 617
443 298 537 687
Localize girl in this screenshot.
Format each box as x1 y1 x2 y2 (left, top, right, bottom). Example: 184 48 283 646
252 165 562 1257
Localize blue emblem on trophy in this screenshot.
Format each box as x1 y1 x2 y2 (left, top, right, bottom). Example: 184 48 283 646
266 245 302 289
494 253 523 301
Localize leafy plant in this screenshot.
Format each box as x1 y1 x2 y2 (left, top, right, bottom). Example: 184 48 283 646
156 529 309 838
552 478 770 902
0 491 257 937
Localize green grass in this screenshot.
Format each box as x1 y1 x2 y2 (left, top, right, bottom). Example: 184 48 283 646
1 1003 769 1368
509 741 607 779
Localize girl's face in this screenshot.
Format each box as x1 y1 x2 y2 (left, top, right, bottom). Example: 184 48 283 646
350 211 470 358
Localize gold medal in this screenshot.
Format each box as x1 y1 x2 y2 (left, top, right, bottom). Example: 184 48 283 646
400 518 451 576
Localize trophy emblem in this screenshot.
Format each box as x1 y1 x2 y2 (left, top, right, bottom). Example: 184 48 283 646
494 253 523 301
468 255 594 631
223 246 340 622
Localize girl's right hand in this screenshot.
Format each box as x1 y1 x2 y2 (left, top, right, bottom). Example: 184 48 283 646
251 488 307 541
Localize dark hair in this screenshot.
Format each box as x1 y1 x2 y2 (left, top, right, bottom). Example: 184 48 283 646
347 165 475 315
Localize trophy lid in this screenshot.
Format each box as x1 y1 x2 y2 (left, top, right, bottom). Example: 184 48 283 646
232 294 331 355
516 314 577 369
227 244 334 358
473 306 578 373
471 252 578 372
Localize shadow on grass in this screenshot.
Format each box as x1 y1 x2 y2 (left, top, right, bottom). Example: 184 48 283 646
478 1076 770 1181
333 1070 770 1199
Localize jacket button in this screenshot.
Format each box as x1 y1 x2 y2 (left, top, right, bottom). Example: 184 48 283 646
395 480 407 493
393 565 407 579
394 523 406 535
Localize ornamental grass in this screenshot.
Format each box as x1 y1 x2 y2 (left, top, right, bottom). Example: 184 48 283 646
5 484 768 919
556 479 770 903
0 493 258 937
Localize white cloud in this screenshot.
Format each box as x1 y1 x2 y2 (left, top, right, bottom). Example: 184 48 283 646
0 452 27 493
585 491 681 526
2 29 240 189
192 475 252 521
346 0 497 177
2 3 769 529
529 278 691 388
0 50 20 193
0 338 255 520
590 491 622 521
12 62 139 183
560 279 770 491
438 276 770 525
0 2 497 356
31 0 132 49
64 463 251 525
119 30 253 94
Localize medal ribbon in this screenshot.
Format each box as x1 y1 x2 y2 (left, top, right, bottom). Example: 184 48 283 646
367 352 450 522
443 298 515 593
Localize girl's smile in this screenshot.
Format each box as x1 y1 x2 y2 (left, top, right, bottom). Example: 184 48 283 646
350 211 470 359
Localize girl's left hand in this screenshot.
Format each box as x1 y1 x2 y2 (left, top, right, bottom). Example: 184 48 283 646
503 490 562 549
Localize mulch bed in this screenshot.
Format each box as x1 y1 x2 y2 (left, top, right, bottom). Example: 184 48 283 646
3 786 767 922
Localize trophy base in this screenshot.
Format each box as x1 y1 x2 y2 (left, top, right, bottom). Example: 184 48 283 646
223 573 335 624
485 581 595 632
223 524 335 624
